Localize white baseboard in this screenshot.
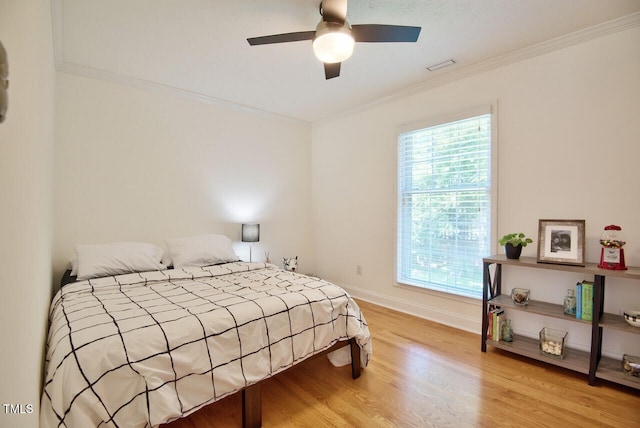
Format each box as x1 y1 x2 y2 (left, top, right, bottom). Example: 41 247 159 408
339 283 482 335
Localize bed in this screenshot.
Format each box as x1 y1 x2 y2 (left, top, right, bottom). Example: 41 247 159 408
40 238 371 428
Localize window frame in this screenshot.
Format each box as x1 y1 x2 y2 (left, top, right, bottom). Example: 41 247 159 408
394 104 498 299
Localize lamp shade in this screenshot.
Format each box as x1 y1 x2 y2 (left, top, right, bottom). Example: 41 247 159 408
312 21 354 63
242 224 260 243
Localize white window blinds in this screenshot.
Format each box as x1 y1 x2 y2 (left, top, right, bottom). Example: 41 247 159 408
397 110 493 298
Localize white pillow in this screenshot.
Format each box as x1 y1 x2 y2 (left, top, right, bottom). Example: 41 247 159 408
75 242 166 280
166 233 239 268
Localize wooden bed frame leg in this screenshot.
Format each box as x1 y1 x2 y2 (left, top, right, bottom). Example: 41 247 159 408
242 383 261 428
241 339 360 427
350 338 361 379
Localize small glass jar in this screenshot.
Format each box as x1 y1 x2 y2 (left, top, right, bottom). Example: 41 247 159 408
510 288 530 306
501 319 513 342
539 327 567 358
563 288 576 316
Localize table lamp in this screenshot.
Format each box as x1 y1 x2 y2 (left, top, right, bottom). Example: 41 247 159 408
242 224 260 262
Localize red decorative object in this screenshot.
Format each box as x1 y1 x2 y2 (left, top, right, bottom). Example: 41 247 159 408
598 225 627 270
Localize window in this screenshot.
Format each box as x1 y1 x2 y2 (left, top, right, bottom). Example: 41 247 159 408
396 107 495 298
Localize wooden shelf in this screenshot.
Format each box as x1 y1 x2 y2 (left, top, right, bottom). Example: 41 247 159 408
489 294 591 325
483 255 640 280
597 356 640 389
482 255 640 391
487 335 590 374
600 313 640 334
491 293 640 334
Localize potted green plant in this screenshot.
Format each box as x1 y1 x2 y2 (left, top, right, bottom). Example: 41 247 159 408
498 232 533 259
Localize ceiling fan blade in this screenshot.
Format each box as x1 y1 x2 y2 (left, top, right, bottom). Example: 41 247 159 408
247 31 315 46
324 62 341 79
352 24 421 43
321 0 348 24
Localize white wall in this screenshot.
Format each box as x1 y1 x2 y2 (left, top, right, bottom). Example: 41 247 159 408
0 1 54 427
311 26 640 357
53 73 313 283
2 9 638 426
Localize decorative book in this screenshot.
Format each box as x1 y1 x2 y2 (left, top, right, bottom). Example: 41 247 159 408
575 282 582 319
580 280 594 321
490 308 504 341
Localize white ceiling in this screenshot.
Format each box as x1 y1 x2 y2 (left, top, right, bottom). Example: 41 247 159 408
54 0 640 123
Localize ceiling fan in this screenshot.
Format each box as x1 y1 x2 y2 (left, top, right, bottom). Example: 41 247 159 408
247 0 421 80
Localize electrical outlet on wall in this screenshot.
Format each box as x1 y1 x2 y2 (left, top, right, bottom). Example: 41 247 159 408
356 265 362 275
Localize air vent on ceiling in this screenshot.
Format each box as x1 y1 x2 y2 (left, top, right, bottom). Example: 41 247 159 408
426 59 456 72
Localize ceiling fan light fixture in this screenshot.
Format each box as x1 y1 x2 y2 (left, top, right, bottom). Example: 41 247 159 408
313 21 354 63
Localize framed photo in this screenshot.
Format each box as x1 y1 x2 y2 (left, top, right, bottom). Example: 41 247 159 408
537 219 585 266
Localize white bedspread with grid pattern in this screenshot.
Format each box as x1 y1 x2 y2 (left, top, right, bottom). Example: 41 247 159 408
40 262 371 428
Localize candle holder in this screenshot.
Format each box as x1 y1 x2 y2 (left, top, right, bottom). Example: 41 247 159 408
510 288 530 306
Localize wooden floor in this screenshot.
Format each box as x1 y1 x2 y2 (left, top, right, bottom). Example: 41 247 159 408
163 300 640 427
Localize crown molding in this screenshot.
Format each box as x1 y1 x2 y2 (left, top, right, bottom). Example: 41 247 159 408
51 0 639 126
315 11 640 125
55 60 308 125
50 1 307 125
